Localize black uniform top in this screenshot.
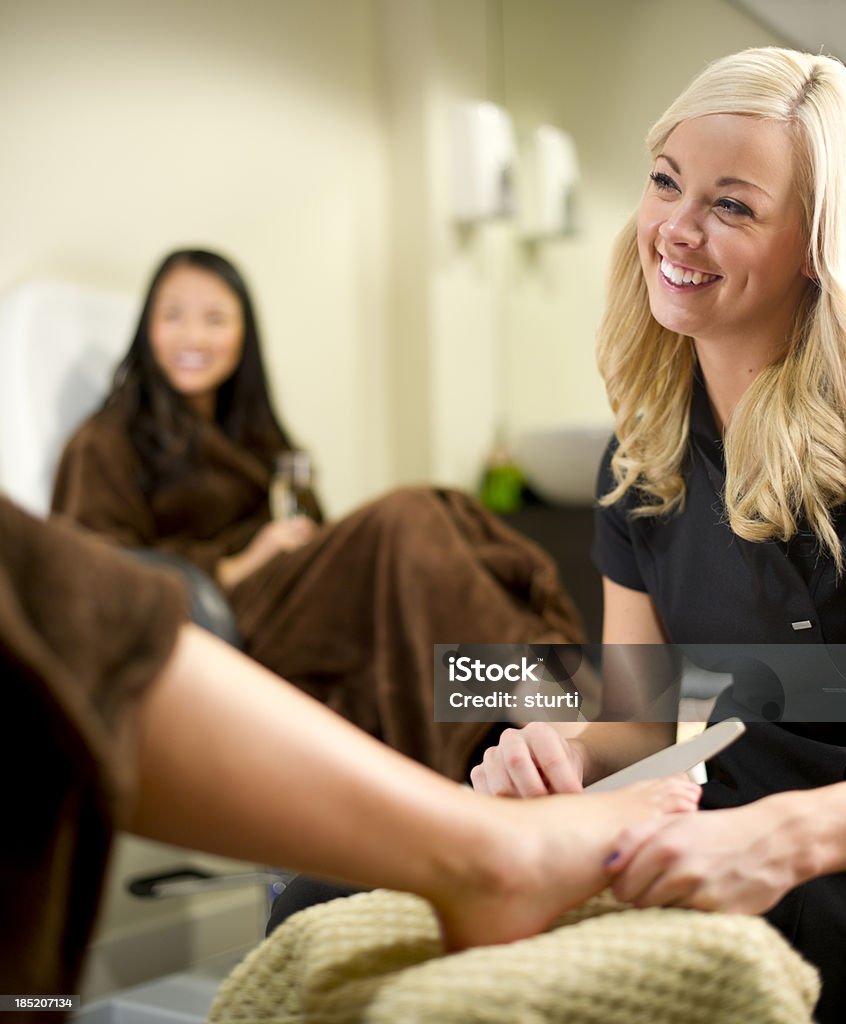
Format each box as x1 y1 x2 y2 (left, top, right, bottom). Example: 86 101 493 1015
593 371 846 645
592 373 846 1024
592 371 846 732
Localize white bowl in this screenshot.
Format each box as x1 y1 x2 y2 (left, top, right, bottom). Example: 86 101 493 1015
511 424 613 506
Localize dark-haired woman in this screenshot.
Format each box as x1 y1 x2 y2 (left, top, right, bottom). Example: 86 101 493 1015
51 248 581 782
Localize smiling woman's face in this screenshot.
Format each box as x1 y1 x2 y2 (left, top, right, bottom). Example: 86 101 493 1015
149 264 245 419
637 113 811 359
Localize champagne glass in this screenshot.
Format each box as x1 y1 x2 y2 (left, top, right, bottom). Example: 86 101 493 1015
270 450 313 521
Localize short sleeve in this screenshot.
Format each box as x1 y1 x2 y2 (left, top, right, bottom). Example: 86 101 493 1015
591 441 648 592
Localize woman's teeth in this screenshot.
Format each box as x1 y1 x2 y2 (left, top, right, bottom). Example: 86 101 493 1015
175 353 208 369
660 257 718 287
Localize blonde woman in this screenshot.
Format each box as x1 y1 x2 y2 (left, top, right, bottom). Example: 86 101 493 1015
472 48 846 1022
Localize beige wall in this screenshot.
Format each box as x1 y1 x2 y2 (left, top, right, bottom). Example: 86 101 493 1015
0 0 392 517
382 0 506 489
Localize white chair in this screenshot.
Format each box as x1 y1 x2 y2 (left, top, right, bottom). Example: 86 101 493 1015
0 277 138 517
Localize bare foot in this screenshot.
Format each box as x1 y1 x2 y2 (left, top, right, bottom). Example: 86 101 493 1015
434 774 700 951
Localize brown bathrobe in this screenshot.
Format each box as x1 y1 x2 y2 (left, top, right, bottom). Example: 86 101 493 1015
52 406 583 780
0 495 187 1016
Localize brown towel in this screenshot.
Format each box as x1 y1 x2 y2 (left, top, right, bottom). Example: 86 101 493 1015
232 487 584 780
53 408 584 780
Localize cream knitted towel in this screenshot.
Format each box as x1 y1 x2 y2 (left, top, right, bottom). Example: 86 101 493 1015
210 889 819 1024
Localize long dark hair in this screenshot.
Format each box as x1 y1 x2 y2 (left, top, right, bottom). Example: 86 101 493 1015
109 248 294 488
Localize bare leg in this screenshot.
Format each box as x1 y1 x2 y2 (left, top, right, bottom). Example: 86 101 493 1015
128 626 699 953
434 777 698 950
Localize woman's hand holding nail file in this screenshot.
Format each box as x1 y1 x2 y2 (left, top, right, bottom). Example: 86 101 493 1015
585 719 745 792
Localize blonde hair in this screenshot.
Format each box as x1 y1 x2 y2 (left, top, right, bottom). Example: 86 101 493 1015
597 47 846 571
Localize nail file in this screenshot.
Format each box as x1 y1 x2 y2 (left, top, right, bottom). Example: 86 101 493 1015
584 718 746 792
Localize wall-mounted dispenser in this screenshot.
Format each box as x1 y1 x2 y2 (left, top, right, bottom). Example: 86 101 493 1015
450 101 516 223
520 124 579 239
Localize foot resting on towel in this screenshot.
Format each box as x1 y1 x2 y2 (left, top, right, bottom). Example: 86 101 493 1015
426 776 701 951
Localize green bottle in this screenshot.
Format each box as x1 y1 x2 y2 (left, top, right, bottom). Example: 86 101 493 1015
479 444 525 514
